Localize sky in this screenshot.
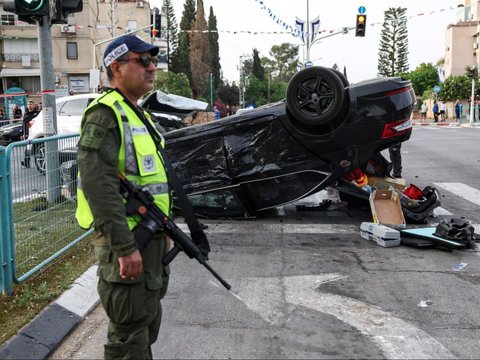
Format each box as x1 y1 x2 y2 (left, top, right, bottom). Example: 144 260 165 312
150 0 460 84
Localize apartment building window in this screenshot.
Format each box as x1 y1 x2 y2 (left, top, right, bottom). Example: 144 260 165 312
1 14 15 26
66 42 78 60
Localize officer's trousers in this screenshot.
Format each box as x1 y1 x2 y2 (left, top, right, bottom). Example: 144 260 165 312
97 234 169 360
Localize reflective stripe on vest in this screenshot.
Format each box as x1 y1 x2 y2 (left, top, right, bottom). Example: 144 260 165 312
75 90 171 230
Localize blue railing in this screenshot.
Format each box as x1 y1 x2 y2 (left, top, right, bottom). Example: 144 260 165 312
0 134 92 294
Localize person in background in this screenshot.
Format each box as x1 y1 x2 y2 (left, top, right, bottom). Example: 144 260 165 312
13 105 22 120
225 105 233 117
0 107 6 126
454 99 461 123
388 143 402 179
213 105 221 120
420 102 428 123
432 101 439 123
439 100 446 121
21 100 40 167
75 35 177 360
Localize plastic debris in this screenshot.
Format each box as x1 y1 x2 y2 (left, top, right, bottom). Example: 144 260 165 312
453 262 468 271
417 300 434 308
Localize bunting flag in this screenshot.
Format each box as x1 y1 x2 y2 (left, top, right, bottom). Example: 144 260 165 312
251 0 458 38
310 16 321 44
5 2 457 37
295 17 305 43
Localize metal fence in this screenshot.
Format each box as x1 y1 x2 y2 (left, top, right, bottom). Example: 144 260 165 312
0 134 92 295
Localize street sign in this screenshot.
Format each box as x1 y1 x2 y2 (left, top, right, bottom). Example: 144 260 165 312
358 6 366 14
433 85 441 93
305 60 313 68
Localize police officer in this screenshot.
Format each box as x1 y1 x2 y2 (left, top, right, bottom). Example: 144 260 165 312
75 35 170 359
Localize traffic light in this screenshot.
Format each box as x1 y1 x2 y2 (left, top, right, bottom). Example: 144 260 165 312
52 0 83 23
468 65 478 80
2 0 49 24
151 8 161 38
355 14 367 37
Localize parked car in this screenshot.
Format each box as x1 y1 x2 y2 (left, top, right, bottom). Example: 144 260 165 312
27 94 100 173
29 91 207 173
0 121 24 146
162 66 415 218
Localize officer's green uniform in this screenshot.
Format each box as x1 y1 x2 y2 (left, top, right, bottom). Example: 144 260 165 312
76 88 171 360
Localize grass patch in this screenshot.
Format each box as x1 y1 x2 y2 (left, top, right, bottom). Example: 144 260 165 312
0 238 95 347
0 196 97 347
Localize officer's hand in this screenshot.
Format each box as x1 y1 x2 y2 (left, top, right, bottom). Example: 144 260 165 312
118 250 143 280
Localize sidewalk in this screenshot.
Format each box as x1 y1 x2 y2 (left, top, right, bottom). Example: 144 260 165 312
0 266 99 359
411 117 480 127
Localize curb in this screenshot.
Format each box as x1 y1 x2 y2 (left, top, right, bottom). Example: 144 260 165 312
411 121 478 127
0 265 99 360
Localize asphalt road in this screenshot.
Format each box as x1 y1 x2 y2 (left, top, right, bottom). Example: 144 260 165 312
51 125 480 359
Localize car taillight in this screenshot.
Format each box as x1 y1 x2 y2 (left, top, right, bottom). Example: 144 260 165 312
384 86 411 97
381 118 412 139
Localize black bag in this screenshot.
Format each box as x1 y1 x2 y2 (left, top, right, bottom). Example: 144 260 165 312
433 218 478 249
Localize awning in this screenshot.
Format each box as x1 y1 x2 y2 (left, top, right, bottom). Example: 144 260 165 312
0 68 41 78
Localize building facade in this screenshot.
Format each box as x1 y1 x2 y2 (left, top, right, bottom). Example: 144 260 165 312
445 0 480 77
0 0 167 113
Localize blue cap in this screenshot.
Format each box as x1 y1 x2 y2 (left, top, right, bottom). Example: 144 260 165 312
103 35 159 67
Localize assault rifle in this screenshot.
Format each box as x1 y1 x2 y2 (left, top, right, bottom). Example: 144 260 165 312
118 173 231 290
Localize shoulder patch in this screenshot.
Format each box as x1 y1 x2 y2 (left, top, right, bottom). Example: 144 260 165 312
78 123 108 150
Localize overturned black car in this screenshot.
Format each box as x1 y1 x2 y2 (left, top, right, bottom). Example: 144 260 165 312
162 66 415 218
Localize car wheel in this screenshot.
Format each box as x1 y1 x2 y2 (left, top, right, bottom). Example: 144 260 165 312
286 66 345 126
34 143 46 174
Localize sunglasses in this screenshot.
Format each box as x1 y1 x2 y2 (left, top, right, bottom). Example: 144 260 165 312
117 55 158 68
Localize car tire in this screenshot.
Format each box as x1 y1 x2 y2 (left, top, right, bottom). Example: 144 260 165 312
286 66 345 126
34 143 46 175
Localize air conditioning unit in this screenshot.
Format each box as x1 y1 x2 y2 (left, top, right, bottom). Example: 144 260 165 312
136 1 144 8
61 25 76 34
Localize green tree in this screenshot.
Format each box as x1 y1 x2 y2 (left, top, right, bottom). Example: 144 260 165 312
400 62 438 99
155 71 192 98
439 75 477 101
208 6 221 90
245 75 266 106
252 49 265 82
161 0 178 70
217 81 239 106
171 0 195 84
268 43 300 82
189 0 211 98
377 7 409 77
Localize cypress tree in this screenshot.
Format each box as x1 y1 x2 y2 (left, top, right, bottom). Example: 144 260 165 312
208 6 222 90
189 0 211 98
161 0 178 70
171 0 196 85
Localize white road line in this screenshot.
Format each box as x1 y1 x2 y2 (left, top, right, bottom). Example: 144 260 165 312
235 274 455 359
434 183 480 207
178 223 359 234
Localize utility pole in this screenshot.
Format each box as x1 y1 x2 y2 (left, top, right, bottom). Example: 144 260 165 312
39 14 60 203
469 65 477 126
305 0 310 62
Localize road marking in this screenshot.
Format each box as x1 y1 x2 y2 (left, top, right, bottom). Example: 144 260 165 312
179 223 359 234
434 183 480 207
234 274 455 359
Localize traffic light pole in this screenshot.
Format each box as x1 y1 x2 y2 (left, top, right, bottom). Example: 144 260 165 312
38 14 60 202
469 78 475 126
